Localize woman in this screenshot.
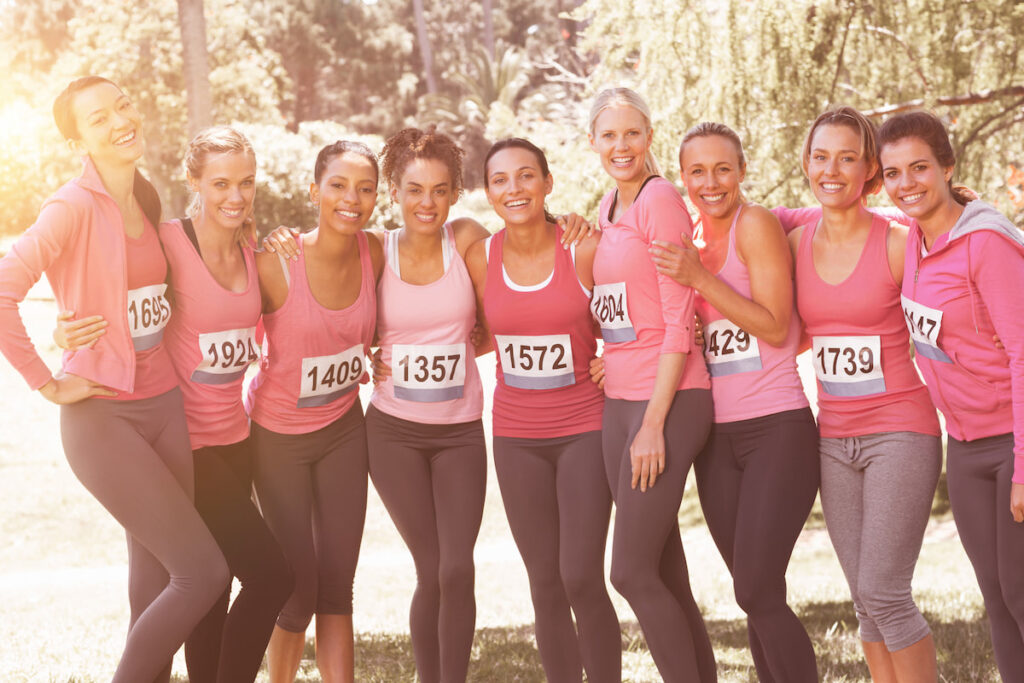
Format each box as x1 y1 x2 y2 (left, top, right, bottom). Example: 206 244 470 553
588 87 716 682
790 106 941 682
0 77 228 682
879 110 1024 682
245 140 383 683
465 137 620 683
649 122 819 681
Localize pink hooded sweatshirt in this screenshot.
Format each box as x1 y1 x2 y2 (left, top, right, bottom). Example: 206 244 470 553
901 200 1024 483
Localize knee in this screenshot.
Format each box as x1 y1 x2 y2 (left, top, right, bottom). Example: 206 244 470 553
560 563 608 607
609 561 654 604
857 580 926 644
255 551 295 609
732 571 787 618
438 557 475 597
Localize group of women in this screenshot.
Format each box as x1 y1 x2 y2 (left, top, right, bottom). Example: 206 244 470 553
0 75 1021 683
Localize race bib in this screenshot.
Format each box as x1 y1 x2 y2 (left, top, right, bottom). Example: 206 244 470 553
191 327 260 384
392 343 466 402
901 295 952 364
126 284 170 351
703 319 762 377
812 335 886 397
591 282 636 343
495 334 575 390
298 345 364 408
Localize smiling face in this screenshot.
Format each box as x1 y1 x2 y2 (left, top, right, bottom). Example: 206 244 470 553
880 136 955 221
391 157 455 236
804 123 876 209
68 81 144 166
189 151 256 233
310 151 378 234
680 134 745 220
484 146 553 226
589 104 652 186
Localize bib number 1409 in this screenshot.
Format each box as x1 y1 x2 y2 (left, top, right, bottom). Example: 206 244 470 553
298 345 364 408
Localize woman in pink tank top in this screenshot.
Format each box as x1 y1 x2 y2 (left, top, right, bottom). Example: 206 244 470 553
465 138 619 683
649 122 819 681
790 107 941 681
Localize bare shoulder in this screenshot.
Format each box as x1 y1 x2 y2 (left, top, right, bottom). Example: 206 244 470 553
573 231 601 261
786 224 806 258
464 237 488 286
736 205 790 268
452 217 490 257
366 230 385 280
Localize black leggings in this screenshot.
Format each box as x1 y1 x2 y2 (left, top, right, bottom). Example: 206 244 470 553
602 389 716 683
947 433 1024 683
365 405 486 683
185 438 294 683
493 431 620 683
695 408 819 683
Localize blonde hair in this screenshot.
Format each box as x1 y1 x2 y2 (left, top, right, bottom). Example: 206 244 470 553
184 126 256 246
588 88 661 177
801 106 882 196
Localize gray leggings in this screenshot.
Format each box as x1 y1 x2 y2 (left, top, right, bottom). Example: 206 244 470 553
819 431 941 650
251 402 368 632
494 430 620 683
60 388 229 683
947 433 1024 683
602 389 716 683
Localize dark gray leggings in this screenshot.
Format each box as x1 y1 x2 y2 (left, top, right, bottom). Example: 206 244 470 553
493 430 620 683
365 405 486 683
947 433 1024 683
60 388 229 683
602 389 716 683
251 403 368 632
695 408 819 683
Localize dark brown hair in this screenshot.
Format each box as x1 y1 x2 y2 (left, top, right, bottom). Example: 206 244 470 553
802 106 882 196
483 137 557 224
878 111 974 206
381 126 464 196
314 139 379 185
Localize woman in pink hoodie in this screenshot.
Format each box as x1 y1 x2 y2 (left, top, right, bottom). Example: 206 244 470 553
0 77 228 682
879 110 1024 682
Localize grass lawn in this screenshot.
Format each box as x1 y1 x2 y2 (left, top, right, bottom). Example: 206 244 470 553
0 292 1000 682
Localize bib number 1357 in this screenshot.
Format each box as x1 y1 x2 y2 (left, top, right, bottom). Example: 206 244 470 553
811 335 885 397
298 345 364 408
391 343 466 402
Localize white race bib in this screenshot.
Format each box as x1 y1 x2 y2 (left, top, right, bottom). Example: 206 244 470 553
591 282 636 343
495 334 575 390
901 294 952 364
192 327 260 384
812 335 886 397
392 343 466 402
298 345 365 408
126 283 170 351
703 319 762 377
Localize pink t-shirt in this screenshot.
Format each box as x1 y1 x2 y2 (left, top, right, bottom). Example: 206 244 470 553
795 214 939 438
593 176 710 400
694 207 808 423
160 219 261 449
370 224 483 424
246 232 376 434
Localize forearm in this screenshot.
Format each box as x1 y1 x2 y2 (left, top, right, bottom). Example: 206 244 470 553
641 352 685 428
693 269 788 345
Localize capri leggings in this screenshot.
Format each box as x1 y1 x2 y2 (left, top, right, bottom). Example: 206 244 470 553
695 407 819 683
819 431 941 651
946 433 1024 683
59 388 229 683
251 401 368 632
602 388 716 683
364 405 486 683
185 438 294 683
493 430 620 683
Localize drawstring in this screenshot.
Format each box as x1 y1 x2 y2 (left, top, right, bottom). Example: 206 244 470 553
966 233 980 334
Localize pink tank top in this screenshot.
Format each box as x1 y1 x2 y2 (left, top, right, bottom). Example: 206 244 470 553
795 214 939 438
694 207 808 423
483 228 604 439
108 217 177 402
370 224 483 424
246 232 376 435
160 219 261 450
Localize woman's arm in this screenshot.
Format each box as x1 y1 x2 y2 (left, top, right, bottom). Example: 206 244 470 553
464 239 493 355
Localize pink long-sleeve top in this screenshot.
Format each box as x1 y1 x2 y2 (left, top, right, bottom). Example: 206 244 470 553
593 176 710 400
902 201 1024 483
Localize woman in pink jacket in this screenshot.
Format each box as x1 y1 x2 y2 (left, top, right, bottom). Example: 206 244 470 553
879 111 1024 682
0 77 228 682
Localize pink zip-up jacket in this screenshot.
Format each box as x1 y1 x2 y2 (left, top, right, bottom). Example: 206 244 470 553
902 200 1024 483
0 157 149 392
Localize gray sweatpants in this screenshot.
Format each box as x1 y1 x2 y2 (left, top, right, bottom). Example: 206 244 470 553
819 430 941 651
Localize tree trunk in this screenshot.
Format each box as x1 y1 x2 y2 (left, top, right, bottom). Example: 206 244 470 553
412 0 438 94
482 0 494 58
177 0 212 136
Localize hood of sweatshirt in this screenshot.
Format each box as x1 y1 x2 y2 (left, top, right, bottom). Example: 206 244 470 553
949 199 1024 247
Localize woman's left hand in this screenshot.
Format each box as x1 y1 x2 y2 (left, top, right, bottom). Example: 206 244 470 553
629 423 665 492
261 226 301 259
1011 482 1024 523
650 233 707 289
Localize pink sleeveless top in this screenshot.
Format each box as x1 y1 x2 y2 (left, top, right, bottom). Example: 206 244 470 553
483 228 604 439
370 224 483 424
160 220 261 449
246 232 376 435
795 214 939 438
694 207 808 423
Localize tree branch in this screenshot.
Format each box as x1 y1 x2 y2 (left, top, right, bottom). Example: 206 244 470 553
956 95 1024 156
860 85 1024 117
860 24 929 89
827 3 858 107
